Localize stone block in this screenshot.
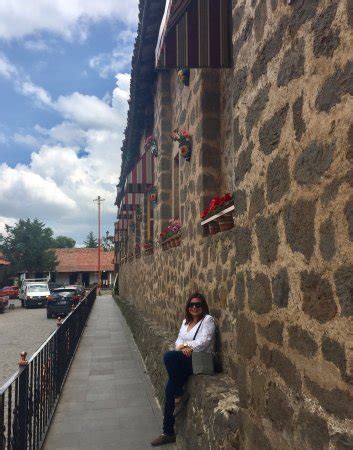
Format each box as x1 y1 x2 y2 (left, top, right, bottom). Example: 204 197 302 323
301 271 337 323
319 219 336 261
233 116 243 153
240 412 272 450
256 214 279 265
254 0 267 42
315 61 353 112
259 104 289 155
288 325 318 358
344 200 353 241
334 265 353 317
347 125 353 161
295 141 334 185
258 320 283 345
251 16 288 82
333 433 353 450
236 314 257 360
277 38 305 87
233 190 247 217
235 272 245 311
284 199 316 259
305 377 353 419
247 272 272 314
288 0 319 37
249 367 267 416
312 3 339 58
233 67 248 107
322 335 346 377
293 95 306 141
200 143 221 169
266 155 290 203
233 18 253 65
196 172 219 194
298 409 329 450
237 364 248 408
249 185 265 219
260 346 302 391
266 383 294 432
234 142 253 185
245 85 270 138
234 226 252 264
233 5 245 32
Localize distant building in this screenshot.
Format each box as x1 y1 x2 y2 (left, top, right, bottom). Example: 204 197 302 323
0 253 10 286
54 248 114 287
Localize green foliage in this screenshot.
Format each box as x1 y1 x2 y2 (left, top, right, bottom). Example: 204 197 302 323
52 235 76 248
83 231 98 248
0 218 58 273
102 235 114 252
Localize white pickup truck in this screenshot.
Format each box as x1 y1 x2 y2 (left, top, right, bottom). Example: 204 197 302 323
19 278 51 308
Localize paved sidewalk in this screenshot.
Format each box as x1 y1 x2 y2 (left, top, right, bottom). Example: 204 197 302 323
44 295 174 450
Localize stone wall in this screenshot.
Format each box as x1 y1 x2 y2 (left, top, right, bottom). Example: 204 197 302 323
118 1 353 448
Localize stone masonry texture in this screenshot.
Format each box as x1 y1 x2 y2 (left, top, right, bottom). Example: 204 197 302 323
117 1 353 448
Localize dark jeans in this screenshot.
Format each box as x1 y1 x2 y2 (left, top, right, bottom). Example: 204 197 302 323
163 351 193 436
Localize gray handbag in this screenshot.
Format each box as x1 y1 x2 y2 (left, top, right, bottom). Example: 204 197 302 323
191 319 214 375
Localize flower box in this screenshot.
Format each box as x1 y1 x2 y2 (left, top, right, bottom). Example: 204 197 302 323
201 193 235 236
160 219 182 251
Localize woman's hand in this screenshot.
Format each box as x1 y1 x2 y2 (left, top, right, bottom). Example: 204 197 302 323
181 346 193 357
176 344 185 351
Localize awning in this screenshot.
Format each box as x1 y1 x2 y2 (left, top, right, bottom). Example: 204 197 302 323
124 148 154 194
156 0 232 69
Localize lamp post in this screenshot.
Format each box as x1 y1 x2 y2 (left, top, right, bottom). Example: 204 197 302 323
93 196 105 295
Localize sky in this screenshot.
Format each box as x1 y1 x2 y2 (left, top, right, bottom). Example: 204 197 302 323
0 0 139 246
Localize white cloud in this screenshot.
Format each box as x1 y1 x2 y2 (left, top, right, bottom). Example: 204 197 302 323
55 92 123 130
13 133 40 147
89 29 136 78
0 73 130 242
0 52 18 79
24 39 50 52
19 81 53 106
0 0 139 40
0 216 17 236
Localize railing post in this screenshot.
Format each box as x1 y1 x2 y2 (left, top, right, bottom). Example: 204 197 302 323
0 393 5 450
16 352 29 450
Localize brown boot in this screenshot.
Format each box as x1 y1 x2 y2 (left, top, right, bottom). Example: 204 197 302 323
151 434 176 446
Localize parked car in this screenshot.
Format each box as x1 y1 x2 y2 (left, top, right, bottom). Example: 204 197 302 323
21 283 51 308
0 286 19 299
0 295 9 313
48 282 64 292
19 278 49 302
47 286 84 319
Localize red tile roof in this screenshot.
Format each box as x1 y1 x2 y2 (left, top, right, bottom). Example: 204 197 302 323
55 249 114 273
0 258 10 266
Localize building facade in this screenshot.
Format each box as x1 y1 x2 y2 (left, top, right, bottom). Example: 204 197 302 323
115 0 353 448
55 248 114 287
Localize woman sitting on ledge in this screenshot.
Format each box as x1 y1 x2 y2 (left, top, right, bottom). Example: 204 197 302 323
151 293 215 447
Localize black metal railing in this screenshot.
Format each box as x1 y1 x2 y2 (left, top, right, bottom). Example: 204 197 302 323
0 286 97 450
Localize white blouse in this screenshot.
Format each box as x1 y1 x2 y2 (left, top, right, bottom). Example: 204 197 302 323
175 314 215 353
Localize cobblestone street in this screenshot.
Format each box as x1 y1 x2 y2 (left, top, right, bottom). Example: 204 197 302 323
0 299 57 385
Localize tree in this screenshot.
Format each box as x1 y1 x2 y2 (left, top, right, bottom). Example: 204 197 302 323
0 218 58 274
83 231 98 248
102 236 114 252
53 235 76 248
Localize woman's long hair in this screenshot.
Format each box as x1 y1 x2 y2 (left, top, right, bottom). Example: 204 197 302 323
184 293 209 324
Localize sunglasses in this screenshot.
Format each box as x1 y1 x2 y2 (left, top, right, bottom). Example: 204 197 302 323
189 302 202 309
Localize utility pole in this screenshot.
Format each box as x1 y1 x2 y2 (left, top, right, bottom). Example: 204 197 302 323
93 196 105 295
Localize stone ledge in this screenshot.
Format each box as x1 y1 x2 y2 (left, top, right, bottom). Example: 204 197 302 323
114 295 240 449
